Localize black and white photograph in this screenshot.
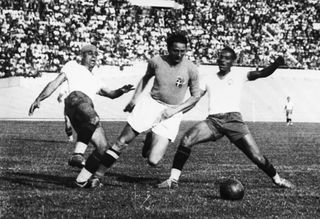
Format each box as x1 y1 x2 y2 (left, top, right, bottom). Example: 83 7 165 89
0 0 319 218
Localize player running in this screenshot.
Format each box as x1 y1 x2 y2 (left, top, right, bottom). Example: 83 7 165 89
157 46 295 189
284 96 293 126
28 44 134 183
74 32 202 187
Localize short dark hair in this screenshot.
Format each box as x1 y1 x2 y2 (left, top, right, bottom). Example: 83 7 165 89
166 32 188 48
222 46 237 60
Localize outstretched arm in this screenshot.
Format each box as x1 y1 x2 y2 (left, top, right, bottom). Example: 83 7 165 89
123 64 154 112
247 56 285 81
29 72 66 116
98 84 134 99
181 89 206 114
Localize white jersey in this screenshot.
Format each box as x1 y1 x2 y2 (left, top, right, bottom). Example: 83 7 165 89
61 61 103 101
285 101 293 111
200 70 248 114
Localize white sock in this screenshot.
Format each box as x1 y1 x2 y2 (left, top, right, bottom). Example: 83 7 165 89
272 173 281 183
74 142 88 154
76 168 92 183
169 168 181 182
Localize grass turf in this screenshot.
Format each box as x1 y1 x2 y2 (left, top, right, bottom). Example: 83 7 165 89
0 121 319 218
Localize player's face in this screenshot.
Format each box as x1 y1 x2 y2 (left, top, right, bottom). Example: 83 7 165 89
217 50 235 74
168 42 187 64
82 50 98 70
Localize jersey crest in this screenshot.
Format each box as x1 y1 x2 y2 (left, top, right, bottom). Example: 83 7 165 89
175 76 185 88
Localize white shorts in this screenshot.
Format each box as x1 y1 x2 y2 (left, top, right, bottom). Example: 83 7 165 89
127 94 183 141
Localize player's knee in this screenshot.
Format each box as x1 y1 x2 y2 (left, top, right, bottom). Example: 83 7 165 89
89 116 100 126
181 134 194 148
147 156 161 167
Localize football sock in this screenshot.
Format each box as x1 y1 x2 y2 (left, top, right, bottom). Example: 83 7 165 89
272 173 281 183
257 156 277 178
73 142 88 154
76 168 93 183
100 148 120 168
169 168 181 181
83 150 102 173
172 146 191 171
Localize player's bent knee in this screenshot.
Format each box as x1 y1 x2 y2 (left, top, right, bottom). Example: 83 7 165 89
89 116 100 126
181 135 195 148
147 157 160 167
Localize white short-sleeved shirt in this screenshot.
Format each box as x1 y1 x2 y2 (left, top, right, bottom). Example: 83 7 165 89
285 101 293 111
200 70 248 114
61 61 103 101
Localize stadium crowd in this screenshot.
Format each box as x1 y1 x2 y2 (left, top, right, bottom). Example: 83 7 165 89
0 0 319 78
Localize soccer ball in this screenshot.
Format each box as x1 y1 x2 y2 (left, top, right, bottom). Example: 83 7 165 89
219 178 245 200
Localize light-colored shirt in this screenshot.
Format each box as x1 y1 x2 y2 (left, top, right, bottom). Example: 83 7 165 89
285 101 293 111
200 70 248 114
148 56 200 105
61 61 103 101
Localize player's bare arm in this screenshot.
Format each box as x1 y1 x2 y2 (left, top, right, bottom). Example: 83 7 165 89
182 89 207 114
98 84 134 99
124 64 154 112
29 72 67 116
247 56 285 81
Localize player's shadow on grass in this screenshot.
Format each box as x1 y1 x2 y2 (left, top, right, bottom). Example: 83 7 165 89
105 172 160 185
10 137 68 144
1 172 77 189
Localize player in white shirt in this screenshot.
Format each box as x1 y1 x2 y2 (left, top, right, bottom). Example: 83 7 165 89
284 96 293 126
29 44 134 188
157 46 295 189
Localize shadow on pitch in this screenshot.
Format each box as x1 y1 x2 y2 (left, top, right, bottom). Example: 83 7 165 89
10 137 69 144
105 172 160 185
1 172 76 188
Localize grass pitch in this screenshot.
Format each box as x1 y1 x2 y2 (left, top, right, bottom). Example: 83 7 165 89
0 121 319 218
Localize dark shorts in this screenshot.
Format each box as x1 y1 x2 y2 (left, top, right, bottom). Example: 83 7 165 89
205 112 250 142
64 91 99 132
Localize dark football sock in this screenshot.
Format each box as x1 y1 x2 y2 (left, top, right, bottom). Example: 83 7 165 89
100 148 121 168
84 150 102 173
257 156 277 178
172 146 191 171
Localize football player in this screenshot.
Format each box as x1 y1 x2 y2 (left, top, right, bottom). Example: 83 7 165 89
29 44 134 187
74 32 202 186
157 46 295 189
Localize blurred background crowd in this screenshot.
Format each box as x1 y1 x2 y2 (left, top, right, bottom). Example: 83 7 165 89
0 0 319 78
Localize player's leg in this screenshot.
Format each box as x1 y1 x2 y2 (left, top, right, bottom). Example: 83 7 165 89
147 111 183 166
233 134 294 188
157 120 220 188
142 131 153 158
146 132 170 166
91 123 139 180
64 113 73 142
67 101 99 169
